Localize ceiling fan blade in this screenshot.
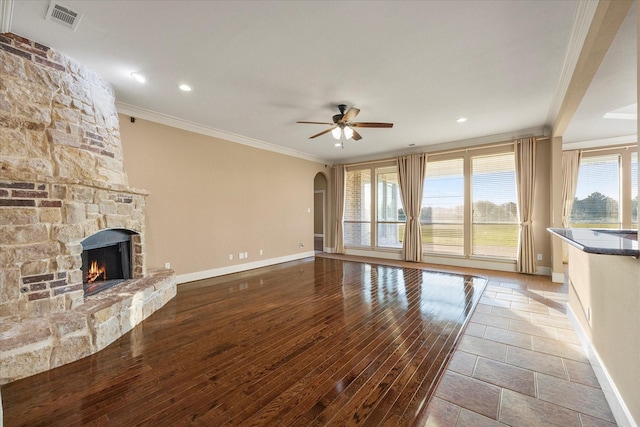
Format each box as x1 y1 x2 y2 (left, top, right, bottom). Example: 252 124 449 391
309 127 336 139
297 121 334 125
350 122 394 128
341 107 360 122
351 129 363 141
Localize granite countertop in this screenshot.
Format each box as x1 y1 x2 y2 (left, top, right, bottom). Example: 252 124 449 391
548 228 639 258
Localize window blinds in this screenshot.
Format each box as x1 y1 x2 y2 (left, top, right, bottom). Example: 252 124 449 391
421 158 464 255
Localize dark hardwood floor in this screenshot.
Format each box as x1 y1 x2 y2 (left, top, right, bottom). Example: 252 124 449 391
2 257 486 426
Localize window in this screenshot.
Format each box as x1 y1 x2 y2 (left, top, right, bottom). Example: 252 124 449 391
570 154 621 228
344 169 371 246
421 158 464 255
471 153 518 258
419 148 517 260
376 166 404 248
344 164 401 249
344 146 521 261
632 152 638 227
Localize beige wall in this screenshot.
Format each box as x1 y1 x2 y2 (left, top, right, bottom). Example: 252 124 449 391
568 246 640 423
533 139 552 272
119 115 327 278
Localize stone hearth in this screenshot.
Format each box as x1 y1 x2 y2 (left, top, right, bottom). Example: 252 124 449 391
2 269 175 382
0 33 176 383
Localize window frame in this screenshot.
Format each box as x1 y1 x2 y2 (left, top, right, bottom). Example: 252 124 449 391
423 144 518 262
420 156 465 256
569 146 638 230
344 161 402 251
375 165 405 249
470 151 518 260
343 166 372 248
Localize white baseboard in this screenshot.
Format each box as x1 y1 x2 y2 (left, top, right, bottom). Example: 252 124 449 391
175 251 316 284
339 248 553 276
536 266 552 277
346 248 403 261
566 305 637 427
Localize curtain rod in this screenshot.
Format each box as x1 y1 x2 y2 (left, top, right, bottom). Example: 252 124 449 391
344 158 398 168
342 135 547 167
428 135 547 157
578 144 638 154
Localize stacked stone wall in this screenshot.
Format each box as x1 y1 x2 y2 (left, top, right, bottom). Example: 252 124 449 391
0 33 148 318
0 33 127 185
0 33 174 384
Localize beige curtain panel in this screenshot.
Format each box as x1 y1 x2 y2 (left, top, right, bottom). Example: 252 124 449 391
561 150 582 228
515 137 537 274
398 153 427 262
333 165 346 254
561 150 581 262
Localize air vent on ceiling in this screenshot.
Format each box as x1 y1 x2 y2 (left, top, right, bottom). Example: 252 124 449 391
45 2 82 31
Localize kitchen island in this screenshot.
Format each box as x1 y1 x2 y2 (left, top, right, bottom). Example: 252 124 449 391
548 228 639 426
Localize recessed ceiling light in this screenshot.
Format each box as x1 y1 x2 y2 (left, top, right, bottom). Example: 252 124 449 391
456 117 467 123
179 84 192 92
130 72 146 83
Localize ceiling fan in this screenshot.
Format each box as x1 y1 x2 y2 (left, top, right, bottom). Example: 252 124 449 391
297 104 393 141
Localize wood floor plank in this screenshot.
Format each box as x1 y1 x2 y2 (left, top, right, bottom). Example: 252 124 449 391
313 277 457 425
1 257 485 426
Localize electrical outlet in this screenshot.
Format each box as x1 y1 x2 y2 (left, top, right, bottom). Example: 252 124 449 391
239 253 245 260
244 252 248 258
536 253 542 261
164 262 171 269
259 249 263 256
229 254 233 261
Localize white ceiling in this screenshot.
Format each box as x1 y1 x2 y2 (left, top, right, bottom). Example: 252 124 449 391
563 1 637 147
6 0 637 164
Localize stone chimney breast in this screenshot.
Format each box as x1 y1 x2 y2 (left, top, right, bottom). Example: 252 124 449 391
0 33 176 384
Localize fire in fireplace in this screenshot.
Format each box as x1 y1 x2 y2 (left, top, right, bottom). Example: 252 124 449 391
81 229 136 296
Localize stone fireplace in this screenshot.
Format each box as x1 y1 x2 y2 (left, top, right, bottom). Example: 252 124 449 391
0 33 176 384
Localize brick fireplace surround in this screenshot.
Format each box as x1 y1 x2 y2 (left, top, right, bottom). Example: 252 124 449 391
0 33 176 384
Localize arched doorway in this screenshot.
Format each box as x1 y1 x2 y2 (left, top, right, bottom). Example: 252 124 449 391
314 172 328 252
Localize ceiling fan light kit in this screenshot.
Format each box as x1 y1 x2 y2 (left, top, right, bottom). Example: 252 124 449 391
297 104 393 144
343 126 354 140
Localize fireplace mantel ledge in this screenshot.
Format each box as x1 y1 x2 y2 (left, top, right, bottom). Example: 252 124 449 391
1 174 149 197
0 268 176 384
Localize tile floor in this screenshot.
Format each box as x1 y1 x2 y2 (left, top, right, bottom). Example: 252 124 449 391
423 273 617 426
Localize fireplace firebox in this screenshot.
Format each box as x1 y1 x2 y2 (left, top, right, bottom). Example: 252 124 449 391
81 229 136 296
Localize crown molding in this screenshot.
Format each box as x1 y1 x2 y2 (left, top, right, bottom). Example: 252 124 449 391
115 102 330 165
0 0 14 33
545 0 599 128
